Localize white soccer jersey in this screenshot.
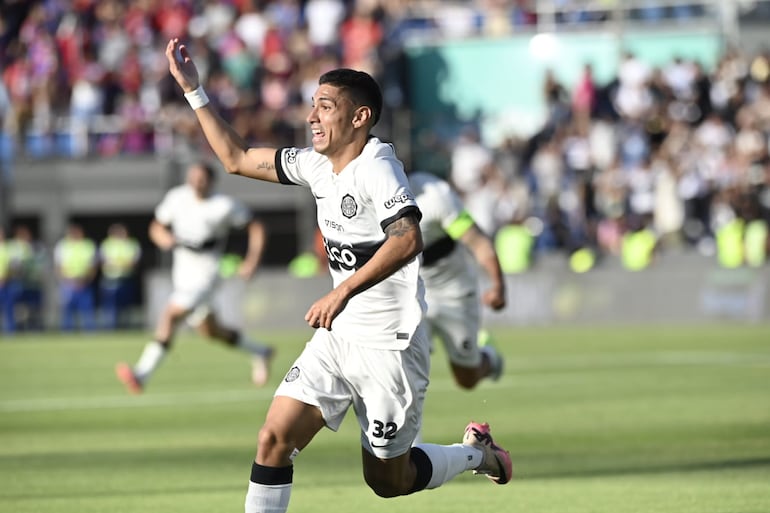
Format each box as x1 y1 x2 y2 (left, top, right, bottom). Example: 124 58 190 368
155 184 251 305
408 172 478 297
275 137 425 349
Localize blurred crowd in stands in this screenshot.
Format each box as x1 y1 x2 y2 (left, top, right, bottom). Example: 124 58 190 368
1 0 768 290
449 46 770 267
447 46 770 272
0 0 722 159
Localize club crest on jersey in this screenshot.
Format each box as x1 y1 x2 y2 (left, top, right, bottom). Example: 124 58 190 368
285 366 300 382
341 194 357 218
286 147 298 164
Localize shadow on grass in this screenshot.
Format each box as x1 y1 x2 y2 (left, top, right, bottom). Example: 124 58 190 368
5 456 770 501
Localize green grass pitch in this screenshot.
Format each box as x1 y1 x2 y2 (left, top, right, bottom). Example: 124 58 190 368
1 323 769 513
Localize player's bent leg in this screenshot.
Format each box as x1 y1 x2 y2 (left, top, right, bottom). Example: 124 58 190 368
450 362 486 389
116 302 186 394
361 450 418 498
257 396 326 466
192 309 226 340
198 315 276 387
245 397 325 513
363 438 504 497
153 302 188 342
478 329 504 381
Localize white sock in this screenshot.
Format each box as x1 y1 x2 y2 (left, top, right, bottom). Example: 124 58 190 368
244 481 292 513
414 443 482 489
133 341 166 382
236 333 272 358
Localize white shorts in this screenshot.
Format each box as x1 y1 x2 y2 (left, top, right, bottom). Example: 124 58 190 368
169 250 221 327
274 324 431 459
424 290 482 368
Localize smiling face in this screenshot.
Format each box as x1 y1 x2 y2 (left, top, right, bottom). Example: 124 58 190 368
307 84 372 169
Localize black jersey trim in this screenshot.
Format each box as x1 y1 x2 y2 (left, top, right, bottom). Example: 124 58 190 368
421 235 457 267
175 237 222 252
380 205 422 232
274 147 298 186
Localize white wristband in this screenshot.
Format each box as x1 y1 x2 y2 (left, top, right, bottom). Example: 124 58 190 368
184 86 210 110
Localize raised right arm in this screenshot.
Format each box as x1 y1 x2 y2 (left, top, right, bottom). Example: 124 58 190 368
165 38 280 183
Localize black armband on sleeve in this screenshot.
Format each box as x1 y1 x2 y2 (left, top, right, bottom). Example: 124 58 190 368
380 205 422 232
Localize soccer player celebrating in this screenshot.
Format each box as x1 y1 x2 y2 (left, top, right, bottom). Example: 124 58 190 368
165 38 512 513
115 161 274 393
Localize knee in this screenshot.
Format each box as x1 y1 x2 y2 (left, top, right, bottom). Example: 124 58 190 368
257 425 295 466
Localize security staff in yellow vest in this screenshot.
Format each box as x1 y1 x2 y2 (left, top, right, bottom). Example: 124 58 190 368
740 196 768 268
99 223 142 329
494 218 535 274
744 218 768 267
621 214 658 271
54 223 98 331
4 225 45 332
715 216 745 269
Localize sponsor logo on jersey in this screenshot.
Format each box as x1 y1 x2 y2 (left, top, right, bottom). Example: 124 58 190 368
384 193 412 209
341 194 357 218
285 147 298 164
323 237 382 271
324 219 345 232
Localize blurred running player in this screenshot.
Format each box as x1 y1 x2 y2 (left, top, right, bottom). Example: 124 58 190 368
408 171 506 390
115 161 274 394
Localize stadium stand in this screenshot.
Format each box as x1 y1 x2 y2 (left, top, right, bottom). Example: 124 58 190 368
2 0 770 329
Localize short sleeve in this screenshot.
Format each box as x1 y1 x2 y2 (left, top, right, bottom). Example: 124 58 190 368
363 157 421 232
154 190 176 225
433 179 473 239
275 147 326 187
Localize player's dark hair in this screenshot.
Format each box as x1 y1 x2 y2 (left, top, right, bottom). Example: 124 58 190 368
191 161 217 181
319 68 383 127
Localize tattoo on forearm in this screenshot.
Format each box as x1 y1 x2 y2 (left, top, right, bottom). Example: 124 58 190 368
256 161 275 171
385 214 418 238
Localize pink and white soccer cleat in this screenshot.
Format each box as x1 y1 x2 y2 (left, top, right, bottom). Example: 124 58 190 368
462 421 513 484
115 362 143 395
250 347 274 387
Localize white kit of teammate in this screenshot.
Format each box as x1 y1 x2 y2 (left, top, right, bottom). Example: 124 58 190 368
409 171 505 390
157 179 250 316
116 163 273 394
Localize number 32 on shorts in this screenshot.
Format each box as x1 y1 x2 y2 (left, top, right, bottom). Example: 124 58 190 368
372 420 397 440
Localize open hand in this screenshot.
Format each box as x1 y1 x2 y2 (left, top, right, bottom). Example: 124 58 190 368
165 38 200 93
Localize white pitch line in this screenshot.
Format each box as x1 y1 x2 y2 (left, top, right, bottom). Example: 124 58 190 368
0 389 272 413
